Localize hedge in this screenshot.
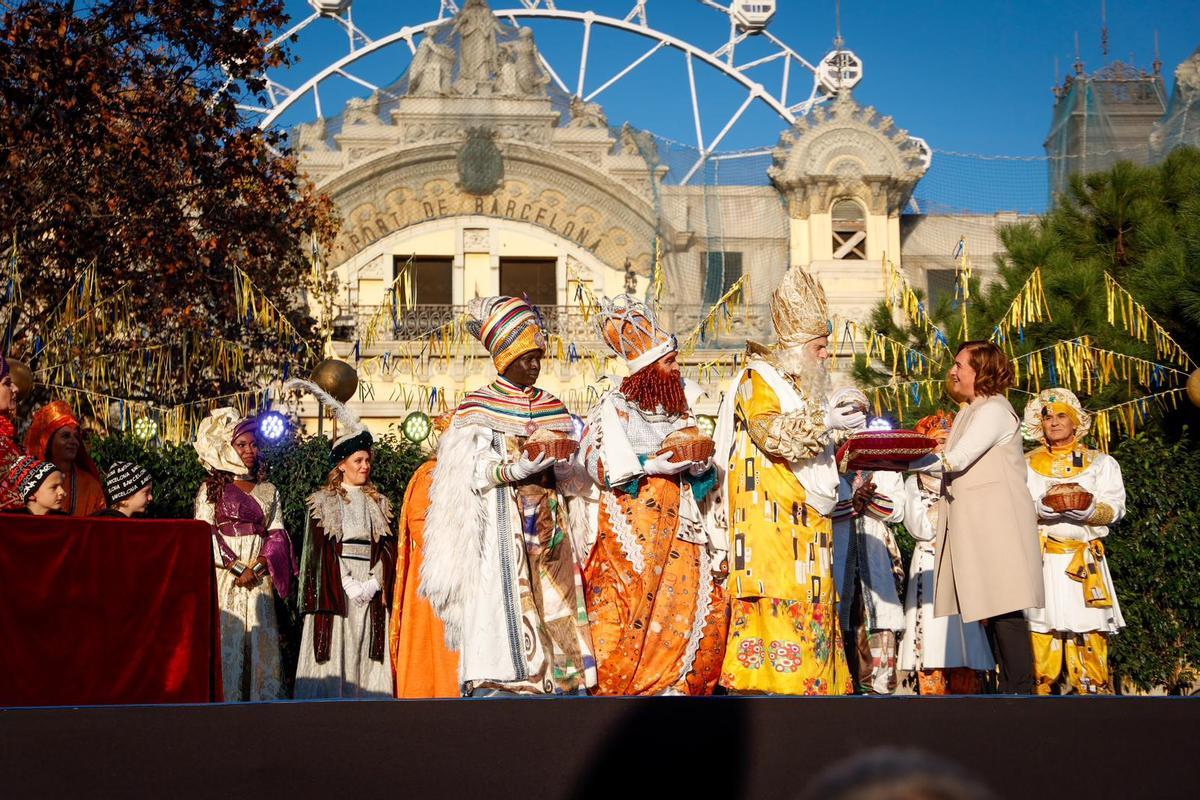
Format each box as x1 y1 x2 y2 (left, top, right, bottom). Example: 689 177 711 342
88 430 427 531
1107 432 1200 693
85 427 1200 693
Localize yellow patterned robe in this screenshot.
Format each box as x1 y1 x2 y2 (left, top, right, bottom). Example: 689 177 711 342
719 368 852 695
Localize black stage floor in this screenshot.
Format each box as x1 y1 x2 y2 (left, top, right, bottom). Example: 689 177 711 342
1 696 1195 799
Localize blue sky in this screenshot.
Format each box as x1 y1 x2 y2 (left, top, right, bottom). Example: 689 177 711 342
275 1 1198 156
271 2 1198 211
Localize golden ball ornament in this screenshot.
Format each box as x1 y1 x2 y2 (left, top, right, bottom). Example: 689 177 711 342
310 358 359 404
6 359 33 400
1187 368 1200 408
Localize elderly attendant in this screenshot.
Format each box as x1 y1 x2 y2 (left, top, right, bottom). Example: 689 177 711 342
1022 388 1125 694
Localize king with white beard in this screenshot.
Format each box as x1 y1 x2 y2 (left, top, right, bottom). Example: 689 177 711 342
709 265 867 695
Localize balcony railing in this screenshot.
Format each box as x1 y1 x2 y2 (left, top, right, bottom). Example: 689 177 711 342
348 303 772 348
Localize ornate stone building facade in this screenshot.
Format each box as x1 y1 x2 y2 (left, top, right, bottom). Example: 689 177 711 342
295 0 1018 427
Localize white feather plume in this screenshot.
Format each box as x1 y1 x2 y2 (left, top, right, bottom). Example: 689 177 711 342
420 423 488 651
282 378 364 434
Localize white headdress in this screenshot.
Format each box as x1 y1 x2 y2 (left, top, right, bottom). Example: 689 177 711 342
1021 387 1092 444
193 407 250 475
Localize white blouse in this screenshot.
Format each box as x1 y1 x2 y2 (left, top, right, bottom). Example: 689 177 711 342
912 397 1019 477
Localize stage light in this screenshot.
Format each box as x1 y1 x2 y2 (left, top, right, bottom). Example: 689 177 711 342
133 417 158 441
696 414 717 438
867 417 894 431
402 411 432 444
259 411 288 443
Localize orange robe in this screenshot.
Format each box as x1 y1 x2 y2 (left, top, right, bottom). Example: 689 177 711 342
388 460 460 698
61 468 106 517
585 475 727 695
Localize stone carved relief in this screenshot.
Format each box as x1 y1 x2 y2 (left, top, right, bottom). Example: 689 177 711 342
407 36 455 97
303 0 656 204
1177 47 1200 95
617 122 660 164
451 0 503 96
769 90 929 218
567 96 608 129
346 146 387 162
463 228 490 252
402 122 463 145
343 91 381 125
496 28 549 97
567 149 603 165
296 118 330 151
299 0 674 278
407 0 549 100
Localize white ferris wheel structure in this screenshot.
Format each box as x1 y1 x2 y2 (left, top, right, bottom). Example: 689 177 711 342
242 1 875 184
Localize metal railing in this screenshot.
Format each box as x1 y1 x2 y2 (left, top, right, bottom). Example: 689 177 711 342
348 303 772 348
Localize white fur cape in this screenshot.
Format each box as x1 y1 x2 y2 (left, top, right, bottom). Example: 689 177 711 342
418 423 489 651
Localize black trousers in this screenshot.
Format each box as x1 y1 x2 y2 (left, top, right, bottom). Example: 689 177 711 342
983 610 1036 694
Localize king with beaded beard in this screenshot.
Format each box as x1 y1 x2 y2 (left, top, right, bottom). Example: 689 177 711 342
708 265 868 695
579 295 728 695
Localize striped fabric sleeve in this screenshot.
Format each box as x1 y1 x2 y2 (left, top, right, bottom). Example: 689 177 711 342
864 496 894 520
830 499 855 521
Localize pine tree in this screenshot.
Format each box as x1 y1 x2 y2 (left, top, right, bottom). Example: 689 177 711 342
855 147 1200 434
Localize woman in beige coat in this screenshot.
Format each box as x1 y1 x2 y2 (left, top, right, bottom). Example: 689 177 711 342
912 341 1042 693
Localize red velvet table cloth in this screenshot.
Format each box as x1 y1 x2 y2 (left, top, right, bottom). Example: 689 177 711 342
0 515 222 706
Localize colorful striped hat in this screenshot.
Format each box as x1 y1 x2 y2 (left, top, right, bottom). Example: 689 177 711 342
466 296 547 374
8 456 59 502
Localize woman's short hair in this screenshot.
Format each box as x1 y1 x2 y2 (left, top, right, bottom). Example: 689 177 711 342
956 340 1014 397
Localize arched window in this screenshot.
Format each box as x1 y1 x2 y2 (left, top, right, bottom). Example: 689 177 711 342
831 199 867 260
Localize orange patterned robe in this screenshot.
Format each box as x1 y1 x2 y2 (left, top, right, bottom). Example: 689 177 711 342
582 394 727 695
389 460 461 698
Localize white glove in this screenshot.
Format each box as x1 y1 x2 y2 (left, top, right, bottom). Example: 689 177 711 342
643 451 692 476
688 458 713 476
1036 499 1060 521
507 451 555 482
827 400 867 431
831 387 869 410
355 577 381 607
342 576 364 602
1061 501 1097 523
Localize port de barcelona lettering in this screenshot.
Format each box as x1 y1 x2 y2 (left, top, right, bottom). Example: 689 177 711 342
332 178 647 269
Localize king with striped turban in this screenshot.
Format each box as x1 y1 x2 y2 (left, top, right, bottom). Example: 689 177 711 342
421 296 595 696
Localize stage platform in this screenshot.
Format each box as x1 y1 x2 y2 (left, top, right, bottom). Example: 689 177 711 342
1 696 1195 798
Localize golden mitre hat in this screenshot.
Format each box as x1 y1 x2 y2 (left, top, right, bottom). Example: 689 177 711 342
771 265 830 346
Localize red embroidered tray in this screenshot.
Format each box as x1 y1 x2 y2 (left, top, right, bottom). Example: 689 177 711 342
835 430 938 472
